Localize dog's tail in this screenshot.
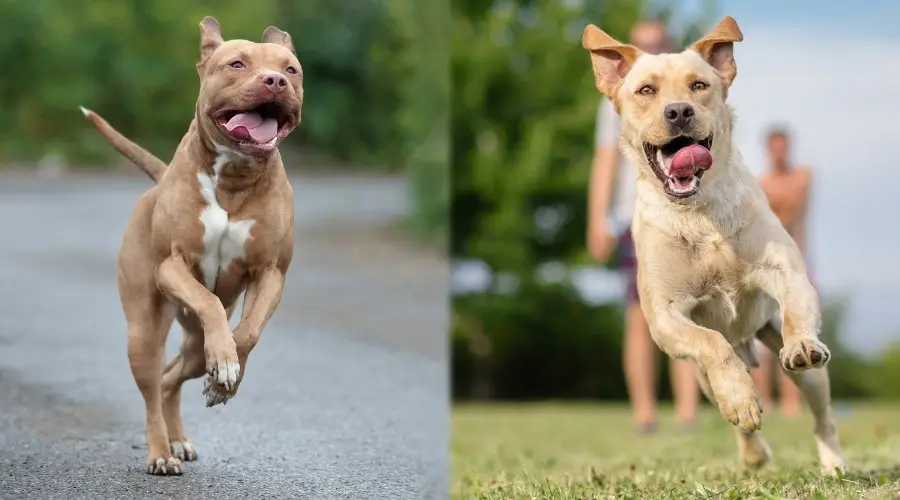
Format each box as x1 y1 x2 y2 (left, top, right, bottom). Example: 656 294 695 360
79 106 167 183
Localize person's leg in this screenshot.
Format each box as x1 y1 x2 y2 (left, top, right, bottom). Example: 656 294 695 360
669 357 700 427
619 230 657 432
751 339 774 414
623 301 657 430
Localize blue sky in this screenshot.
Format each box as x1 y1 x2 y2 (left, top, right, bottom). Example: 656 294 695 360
674 0 900 37
712 0 899 37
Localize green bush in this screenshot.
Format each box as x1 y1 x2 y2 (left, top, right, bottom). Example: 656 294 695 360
452 283 625 401
864 343 900 399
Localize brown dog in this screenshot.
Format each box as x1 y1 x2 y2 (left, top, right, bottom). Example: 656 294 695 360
80 16 301 475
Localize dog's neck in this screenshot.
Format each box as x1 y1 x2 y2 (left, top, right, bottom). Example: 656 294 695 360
187 118 276 193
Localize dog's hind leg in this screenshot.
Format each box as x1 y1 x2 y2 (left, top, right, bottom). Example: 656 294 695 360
161 324 206 462
161 304 236 462
124 290 179 475
756 323 845 475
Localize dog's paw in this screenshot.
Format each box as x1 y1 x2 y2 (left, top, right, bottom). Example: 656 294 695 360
780 337 830 371
170 440 198 462
815 431 846 476
709 367 763 433
203 374 236 407
819 455 846 477
205 341 240 390
147 456 183 476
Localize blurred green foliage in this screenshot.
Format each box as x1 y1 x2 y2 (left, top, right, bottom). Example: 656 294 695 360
0 0 447 239
450 0 890 401
382 0 450 241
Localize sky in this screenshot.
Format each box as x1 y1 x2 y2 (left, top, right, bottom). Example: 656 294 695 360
456 0 900 356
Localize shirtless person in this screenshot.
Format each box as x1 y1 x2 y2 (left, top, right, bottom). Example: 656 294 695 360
587 19 700 434
753 126 812 417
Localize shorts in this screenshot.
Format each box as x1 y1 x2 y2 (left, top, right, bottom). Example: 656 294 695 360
617 230 640 305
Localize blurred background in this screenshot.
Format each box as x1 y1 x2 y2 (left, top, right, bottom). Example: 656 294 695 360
0 0 448 241
0 1 448 498
451 0 900 405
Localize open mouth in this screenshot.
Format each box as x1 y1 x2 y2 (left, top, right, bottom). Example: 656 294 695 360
644 135 714 198
215 101 297 155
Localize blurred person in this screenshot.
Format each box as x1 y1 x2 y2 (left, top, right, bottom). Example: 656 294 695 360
587 19 700 434
753 126 811 417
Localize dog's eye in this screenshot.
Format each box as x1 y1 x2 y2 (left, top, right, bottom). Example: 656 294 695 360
229 61 246 69
637 85 656 96
690 80 709 91
285 66 298 75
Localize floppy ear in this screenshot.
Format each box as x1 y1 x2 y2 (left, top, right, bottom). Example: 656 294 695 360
262 26 295 53
582 24 642 97
198 16 224 66
690 16 743 87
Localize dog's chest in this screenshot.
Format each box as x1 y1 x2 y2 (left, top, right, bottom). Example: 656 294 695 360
196 170 255 291
686 237 775 341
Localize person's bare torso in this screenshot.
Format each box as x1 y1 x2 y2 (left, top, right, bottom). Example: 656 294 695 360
759 166 811 234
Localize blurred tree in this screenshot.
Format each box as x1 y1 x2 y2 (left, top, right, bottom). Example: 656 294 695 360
380 0 450 242
0 0 412 171
870 343 900 399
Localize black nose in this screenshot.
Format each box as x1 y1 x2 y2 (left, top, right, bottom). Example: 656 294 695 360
664 102 695 129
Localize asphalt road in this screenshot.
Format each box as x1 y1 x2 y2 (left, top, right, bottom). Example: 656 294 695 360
0 171 448 500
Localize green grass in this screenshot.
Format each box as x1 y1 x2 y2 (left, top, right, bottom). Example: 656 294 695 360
452 402 900 499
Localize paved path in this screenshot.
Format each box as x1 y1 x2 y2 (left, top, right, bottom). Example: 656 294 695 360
0 171 448 500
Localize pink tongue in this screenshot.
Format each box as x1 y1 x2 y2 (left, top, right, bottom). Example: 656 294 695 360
669 144 713 177
225 112 278 143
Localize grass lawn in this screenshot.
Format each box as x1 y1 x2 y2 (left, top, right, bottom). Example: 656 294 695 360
453 402 900 499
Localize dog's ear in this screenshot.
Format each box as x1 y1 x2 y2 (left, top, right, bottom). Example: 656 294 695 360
262 26 295 53
198 16 224 65
582 25 642 97
690 16 743 87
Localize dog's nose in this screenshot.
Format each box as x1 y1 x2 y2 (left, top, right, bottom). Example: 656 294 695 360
260 71 288 93
664 102 695 129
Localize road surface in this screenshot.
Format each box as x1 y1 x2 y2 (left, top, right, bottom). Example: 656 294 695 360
0 171 448 500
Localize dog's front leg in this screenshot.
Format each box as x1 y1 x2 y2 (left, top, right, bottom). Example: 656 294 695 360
156 256 240 393
645 299 762 433
203 264 286 407
751 246 845 474
752 244 831 372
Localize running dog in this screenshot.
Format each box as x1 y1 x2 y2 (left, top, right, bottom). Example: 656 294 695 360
581 16 845 474
81 16 301 475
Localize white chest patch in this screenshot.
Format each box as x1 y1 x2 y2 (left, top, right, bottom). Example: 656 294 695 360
197 151 256 291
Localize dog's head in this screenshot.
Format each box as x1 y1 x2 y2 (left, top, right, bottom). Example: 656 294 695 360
583 17 743 200
195 17 303 157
